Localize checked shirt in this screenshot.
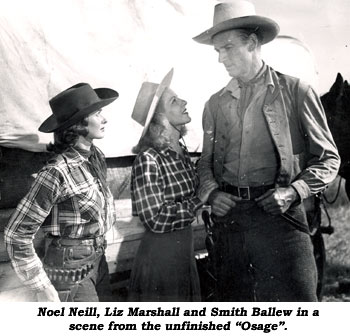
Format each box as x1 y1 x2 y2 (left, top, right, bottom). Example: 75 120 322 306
4 146 116 291
131 144 203 233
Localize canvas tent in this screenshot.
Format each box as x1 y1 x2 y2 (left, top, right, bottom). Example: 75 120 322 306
0 0 222 156
0 0 349 156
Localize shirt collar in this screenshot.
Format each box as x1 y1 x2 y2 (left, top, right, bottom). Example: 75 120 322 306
265 65 275 89
220 62 274 98
159 142 188 159
61 146 89 165
220 77 241 98
74 146 92 159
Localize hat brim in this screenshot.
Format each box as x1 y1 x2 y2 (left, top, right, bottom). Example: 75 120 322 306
139 68 174 139
193 16 279 45
39 88 118 133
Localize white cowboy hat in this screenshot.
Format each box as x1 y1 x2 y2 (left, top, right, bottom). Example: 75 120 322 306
193 0 279 45
131 68 173 139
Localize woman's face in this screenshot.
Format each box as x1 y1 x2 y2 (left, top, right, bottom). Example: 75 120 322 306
161 88 191 127
85 109 107 141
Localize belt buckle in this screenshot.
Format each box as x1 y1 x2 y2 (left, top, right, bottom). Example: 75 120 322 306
81 239 93 246
95 236 105 248
238 186 250 200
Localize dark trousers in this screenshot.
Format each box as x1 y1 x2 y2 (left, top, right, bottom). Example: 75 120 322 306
211 202 318 302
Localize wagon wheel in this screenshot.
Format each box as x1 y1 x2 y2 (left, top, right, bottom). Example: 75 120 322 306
311 230 326 300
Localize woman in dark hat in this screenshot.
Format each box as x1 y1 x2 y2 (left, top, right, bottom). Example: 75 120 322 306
5 83 118 302
129 69 215 301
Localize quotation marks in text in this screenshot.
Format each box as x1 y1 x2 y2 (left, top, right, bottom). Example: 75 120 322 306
236 320 286 333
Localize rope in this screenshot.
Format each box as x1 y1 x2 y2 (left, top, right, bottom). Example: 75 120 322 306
323 177 343 204
320 196 332 228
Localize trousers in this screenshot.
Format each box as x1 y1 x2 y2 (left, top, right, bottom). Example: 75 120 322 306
43 237 112 302
55 254 112 302
210 201 318 302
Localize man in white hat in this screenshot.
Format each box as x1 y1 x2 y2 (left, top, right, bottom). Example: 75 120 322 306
193 0 340 301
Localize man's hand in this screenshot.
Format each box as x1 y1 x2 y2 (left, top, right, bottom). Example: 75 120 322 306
36 284 61 302
197 180 219 204
208 190 241 217
255 186 299 215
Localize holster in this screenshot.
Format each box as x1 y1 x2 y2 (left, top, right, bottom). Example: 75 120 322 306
202 210 219 280
43 236 104 288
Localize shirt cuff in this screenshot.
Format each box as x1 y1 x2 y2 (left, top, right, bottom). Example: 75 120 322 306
191 196 204 213
291 180 311 201
26 268 53 292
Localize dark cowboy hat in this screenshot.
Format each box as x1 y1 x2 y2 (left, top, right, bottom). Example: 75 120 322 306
39 83 119 133
193 0 279 45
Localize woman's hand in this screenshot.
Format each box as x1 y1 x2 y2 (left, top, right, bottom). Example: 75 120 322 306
36 284 61 302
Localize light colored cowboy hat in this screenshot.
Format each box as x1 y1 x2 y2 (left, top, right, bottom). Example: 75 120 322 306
193 0 279 45
131 68 173 139
39 83 119 133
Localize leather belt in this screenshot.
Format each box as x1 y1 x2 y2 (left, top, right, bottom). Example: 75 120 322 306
49 235 106 248
220 183 274 201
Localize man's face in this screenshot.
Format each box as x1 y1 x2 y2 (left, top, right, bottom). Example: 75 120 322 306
213 30 253 80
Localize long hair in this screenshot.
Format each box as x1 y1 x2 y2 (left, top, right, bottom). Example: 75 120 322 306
47 117 89 154
132 102 187 154
132 106 170 154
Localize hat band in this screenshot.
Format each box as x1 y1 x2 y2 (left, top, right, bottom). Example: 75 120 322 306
56 107 81 123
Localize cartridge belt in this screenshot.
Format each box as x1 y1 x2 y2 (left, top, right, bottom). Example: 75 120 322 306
43 235 106 286
43 261 96 285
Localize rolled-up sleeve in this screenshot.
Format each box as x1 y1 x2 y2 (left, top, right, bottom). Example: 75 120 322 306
291 86 340 200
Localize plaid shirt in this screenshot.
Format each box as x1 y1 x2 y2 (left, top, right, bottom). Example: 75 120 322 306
131 144 203 233
4 146 116 291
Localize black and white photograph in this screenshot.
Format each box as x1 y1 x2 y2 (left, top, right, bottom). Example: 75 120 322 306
0 0 349 334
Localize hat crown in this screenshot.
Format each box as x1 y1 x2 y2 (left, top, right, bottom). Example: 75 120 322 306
131 82 159 126
49 83 100 123
131 69 173 140
213 1 256 26
193 0 279 45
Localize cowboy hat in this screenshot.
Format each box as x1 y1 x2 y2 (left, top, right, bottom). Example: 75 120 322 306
131 68 173 139
39 83 119 133
193 0 279 45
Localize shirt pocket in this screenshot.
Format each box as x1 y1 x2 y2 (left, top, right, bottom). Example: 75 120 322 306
76 184 104 221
